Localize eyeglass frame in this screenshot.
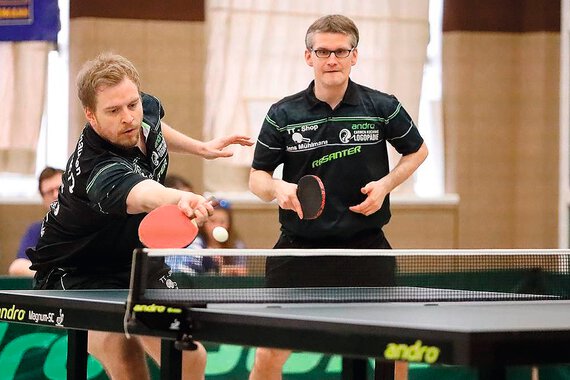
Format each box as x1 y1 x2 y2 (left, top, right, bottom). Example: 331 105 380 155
309 47 355 59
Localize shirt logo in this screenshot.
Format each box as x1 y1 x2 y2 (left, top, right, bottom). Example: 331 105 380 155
339 129 352 143
292 132 310 144
339 127 380 143
312 146 361 168
286 131 327 152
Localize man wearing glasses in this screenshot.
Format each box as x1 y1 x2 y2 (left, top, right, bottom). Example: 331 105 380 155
248 14 428 379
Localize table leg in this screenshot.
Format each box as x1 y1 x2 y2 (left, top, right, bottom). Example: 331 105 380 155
67 329 88 380
161 340 182 380
375 360 396 380
342 357 368 380
478 366 507 380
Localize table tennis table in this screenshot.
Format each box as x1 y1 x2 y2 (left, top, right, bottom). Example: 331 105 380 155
1 288 570 380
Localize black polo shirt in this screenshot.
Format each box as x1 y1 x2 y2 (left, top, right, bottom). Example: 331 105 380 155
28 93 169 273
252 79 424 240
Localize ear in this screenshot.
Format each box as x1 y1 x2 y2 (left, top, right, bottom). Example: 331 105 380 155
305 49 314 67
351 48 358 66
84 107 96 126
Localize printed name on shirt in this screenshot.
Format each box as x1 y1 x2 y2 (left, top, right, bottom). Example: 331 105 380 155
311 146 361 168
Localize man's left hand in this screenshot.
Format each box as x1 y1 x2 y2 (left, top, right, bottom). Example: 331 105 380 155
201 135 254 159
349 180 389 216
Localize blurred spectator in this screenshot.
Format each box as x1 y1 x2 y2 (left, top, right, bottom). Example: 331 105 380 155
9 167 63 276
163 174 246 275
190 200 247 276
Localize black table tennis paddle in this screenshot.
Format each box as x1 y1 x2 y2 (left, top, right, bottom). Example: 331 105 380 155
296 175 325 219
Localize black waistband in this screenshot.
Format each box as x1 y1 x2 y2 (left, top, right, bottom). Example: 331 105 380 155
277 228 388 249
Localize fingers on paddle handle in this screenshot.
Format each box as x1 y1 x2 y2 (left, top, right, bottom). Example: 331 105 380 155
206 195 220 208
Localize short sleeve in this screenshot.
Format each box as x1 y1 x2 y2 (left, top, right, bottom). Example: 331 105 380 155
251 105 286 171
86 159 148 215
382 96 424 155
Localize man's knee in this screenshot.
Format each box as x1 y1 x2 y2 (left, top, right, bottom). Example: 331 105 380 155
88 331 149 378
254 347 291 369
182 342 207 370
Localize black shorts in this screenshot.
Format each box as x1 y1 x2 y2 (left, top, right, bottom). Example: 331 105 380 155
33 258 175 290
265 230 395 288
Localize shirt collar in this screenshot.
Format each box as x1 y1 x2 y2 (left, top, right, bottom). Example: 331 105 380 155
84 123 141 157
304 79 359 109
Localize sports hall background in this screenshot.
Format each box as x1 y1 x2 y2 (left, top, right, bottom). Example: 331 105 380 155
0 0 560 273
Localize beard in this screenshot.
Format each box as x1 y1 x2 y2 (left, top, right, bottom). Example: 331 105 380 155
116 125 142 149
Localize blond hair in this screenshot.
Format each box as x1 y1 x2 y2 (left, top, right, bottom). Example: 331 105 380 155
76 52 140 110
305 15 359 50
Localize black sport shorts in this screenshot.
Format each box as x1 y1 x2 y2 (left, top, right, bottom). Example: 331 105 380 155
265 229 395 288
33 258 175 290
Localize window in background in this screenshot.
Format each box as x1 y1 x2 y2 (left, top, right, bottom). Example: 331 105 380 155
416 0 444 197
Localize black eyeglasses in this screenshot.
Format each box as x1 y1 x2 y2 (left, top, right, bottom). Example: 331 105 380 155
311 48 355 58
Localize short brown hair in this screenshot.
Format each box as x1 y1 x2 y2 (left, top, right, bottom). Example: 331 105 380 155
38 167 64 194
76 52 141 111
305 15 359 50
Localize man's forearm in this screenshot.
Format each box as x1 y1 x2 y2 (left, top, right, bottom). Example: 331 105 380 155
249 169 277 202
383 143 428 192
126 179 183 214
161 122 203 155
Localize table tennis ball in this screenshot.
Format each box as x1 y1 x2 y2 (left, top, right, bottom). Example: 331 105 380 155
212 226 229 243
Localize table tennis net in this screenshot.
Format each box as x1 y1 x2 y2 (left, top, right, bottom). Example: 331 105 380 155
130 248 570 305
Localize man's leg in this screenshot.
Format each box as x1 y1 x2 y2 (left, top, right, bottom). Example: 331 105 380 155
140 335 206 380
249 347 292 380
395 361 409 380
88 331 150 380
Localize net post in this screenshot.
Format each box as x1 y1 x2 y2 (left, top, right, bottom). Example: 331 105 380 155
129 248 150 301
125 248 150 334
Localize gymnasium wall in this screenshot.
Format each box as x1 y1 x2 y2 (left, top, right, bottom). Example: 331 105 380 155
443 0 560 248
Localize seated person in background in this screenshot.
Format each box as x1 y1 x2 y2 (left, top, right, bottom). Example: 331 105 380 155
164 193 247 275
190 200 247 276
8 167 64 277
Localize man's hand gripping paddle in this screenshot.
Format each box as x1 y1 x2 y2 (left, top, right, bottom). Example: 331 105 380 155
296 175 325 219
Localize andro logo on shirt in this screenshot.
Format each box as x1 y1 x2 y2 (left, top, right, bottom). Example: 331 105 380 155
311 146 361 168
351 122 375 130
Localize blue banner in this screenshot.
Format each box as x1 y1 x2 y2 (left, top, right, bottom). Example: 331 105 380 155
0 0 60 41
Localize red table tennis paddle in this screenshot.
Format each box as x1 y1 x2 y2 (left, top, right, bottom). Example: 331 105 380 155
138 205 199 249
138 197 218 248
296 175 325 219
